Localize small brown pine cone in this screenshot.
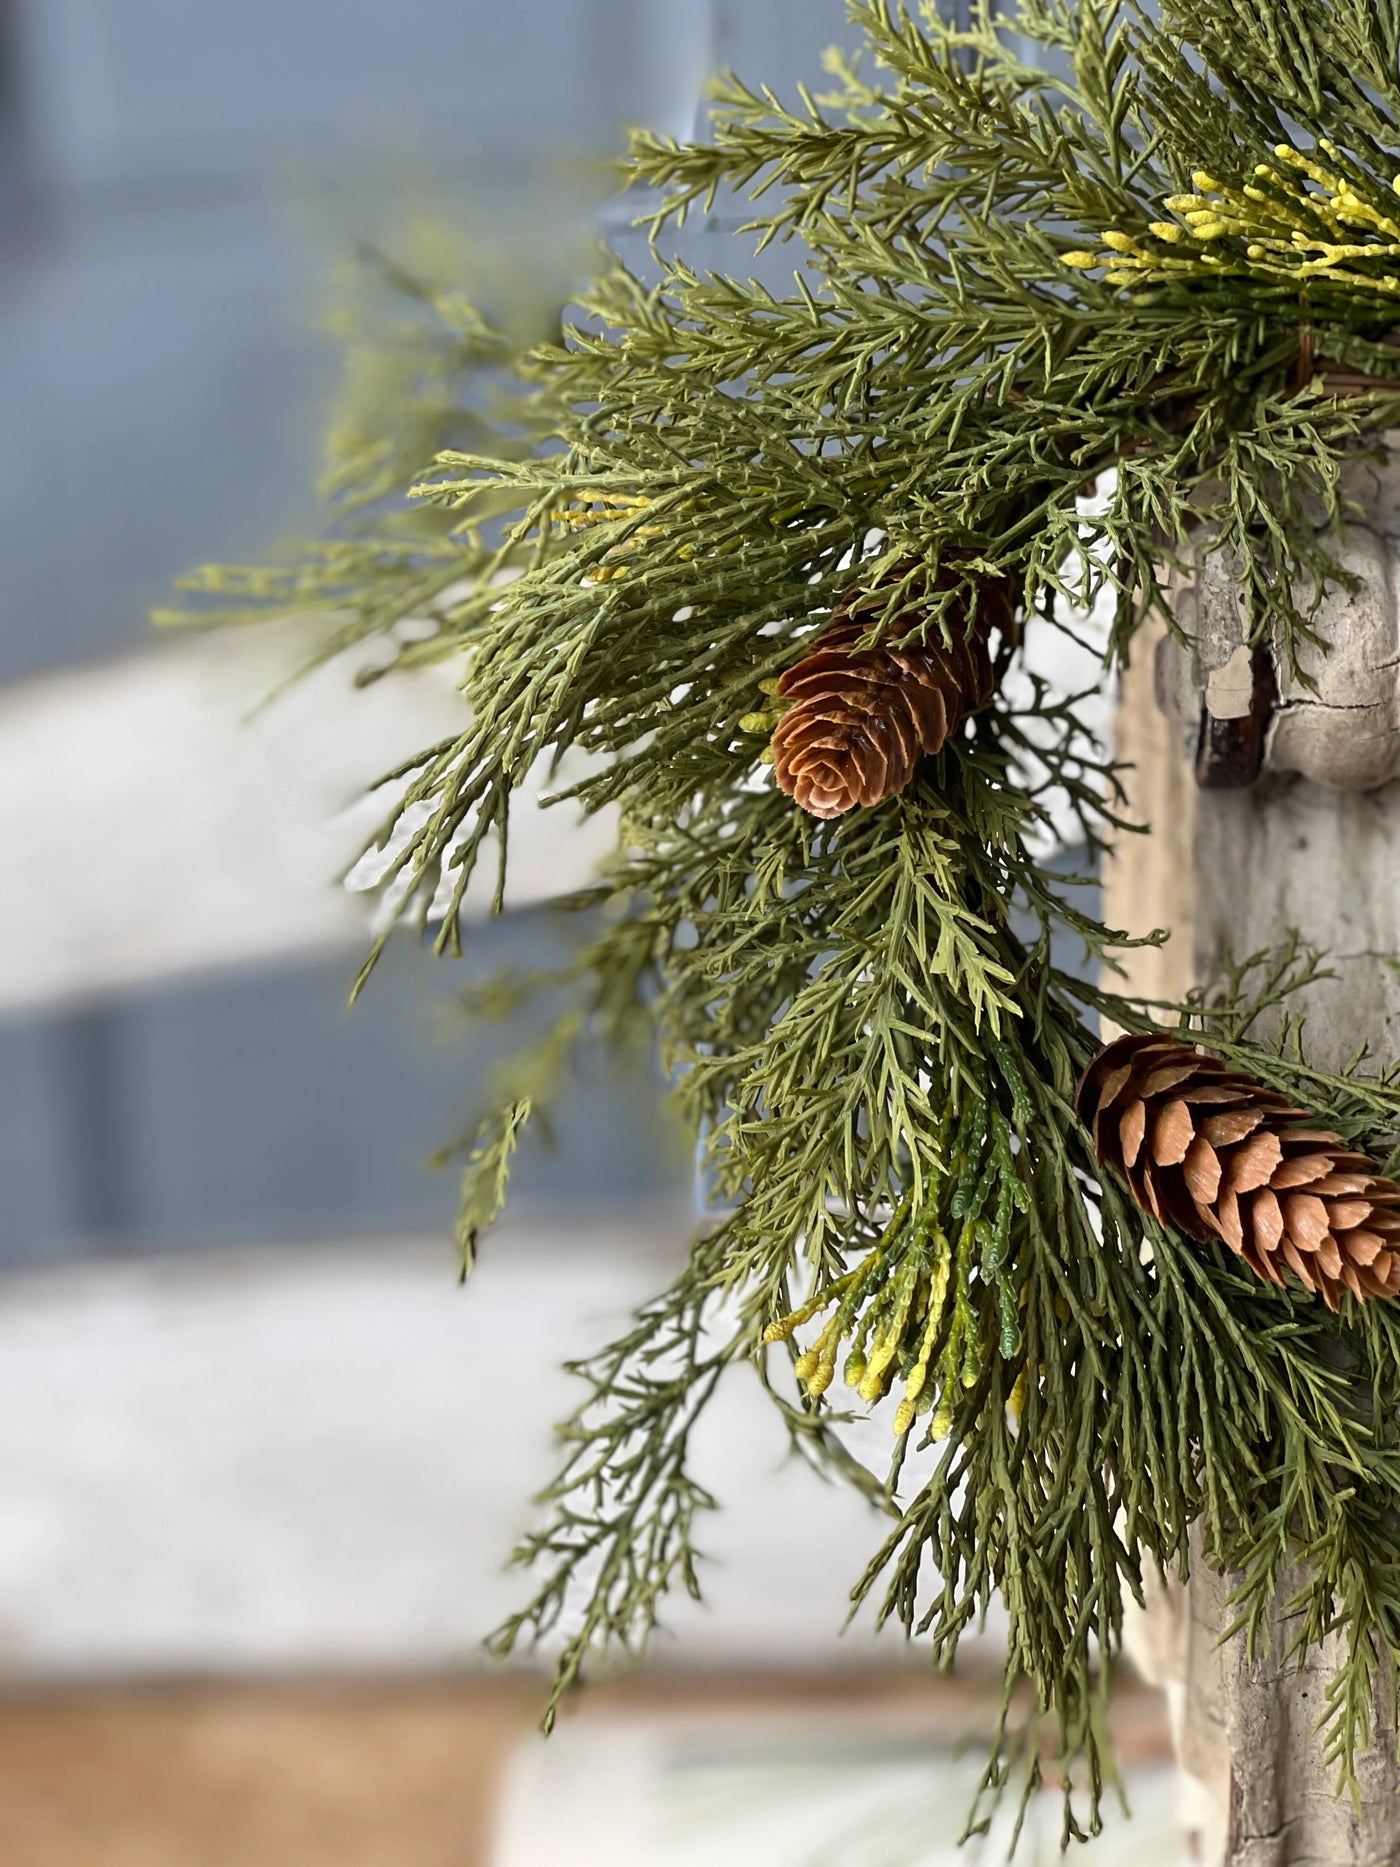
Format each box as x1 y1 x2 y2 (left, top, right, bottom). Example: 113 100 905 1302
1077 1031 1400 1309
771 566 1010 819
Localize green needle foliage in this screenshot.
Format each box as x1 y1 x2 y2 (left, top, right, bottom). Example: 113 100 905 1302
171 0 1400 1845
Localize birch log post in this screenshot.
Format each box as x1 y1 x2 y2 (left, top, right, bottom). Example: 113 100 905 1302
1107 446 1400 1864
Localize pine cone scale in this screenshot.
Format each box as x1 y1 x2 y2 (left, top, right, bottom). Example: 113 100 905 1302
1200 1109 1262 1148
1282 1194 1329 1249
1274 1153 1337 1187
1140 1060 1202 1098
1314 1170 1374 1194
1227 1131 1282 1191
1152 1099 1195 1164
1077 1031 1400 1308
903 687 951 748
1183 1141 1222 1204
1317 1237 1344 1278
1327 1197 1374 1230
1282 1243 1316 1290
1211 1191 1245 1252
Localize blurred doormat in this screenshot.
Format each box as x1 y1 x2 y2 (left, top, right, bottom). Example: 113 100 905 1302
0 1670 1173 1867
495 1694 1184 1867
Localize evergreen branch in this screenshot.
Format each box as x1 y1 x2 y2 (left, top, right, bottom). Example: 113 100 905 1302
171 0 1400 1841
487 1228 743 1728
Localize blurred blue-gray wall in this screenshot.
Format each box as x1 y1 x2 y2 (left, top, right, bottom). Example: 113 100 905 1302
3 0 858 684
0 1 859 1265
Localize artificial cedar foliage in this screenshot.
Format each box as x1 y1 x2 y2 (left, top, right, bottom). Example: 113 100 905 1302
171 0 1400 1846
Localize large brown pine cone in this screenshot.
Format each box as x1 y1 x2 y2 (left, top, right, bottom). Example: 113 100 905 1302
1077 1032 1400 1308
772 568 1009 819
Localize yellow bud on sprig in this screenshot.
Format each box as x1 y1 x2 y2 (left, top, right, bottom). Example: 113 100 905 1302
858 1336 900 1405
805 1360 836 1399
1072 146 1400 305
764 1309 811 1345
929 1394 956 1442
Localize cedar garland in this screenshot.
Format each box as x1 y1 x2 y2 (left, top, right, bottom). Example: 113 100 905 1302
167 0 1400 1842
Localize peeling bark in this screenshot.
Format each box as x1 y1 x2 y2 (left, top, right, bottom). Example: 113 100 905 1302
1106 462 1400 1860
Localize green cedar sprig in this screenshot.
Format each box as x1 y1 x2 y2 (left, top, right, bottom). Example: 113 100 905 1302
169 0 1400 1844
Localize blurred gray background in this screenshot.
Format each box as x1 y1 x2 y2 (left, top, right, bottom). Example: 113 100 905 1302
0 0 863 1268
